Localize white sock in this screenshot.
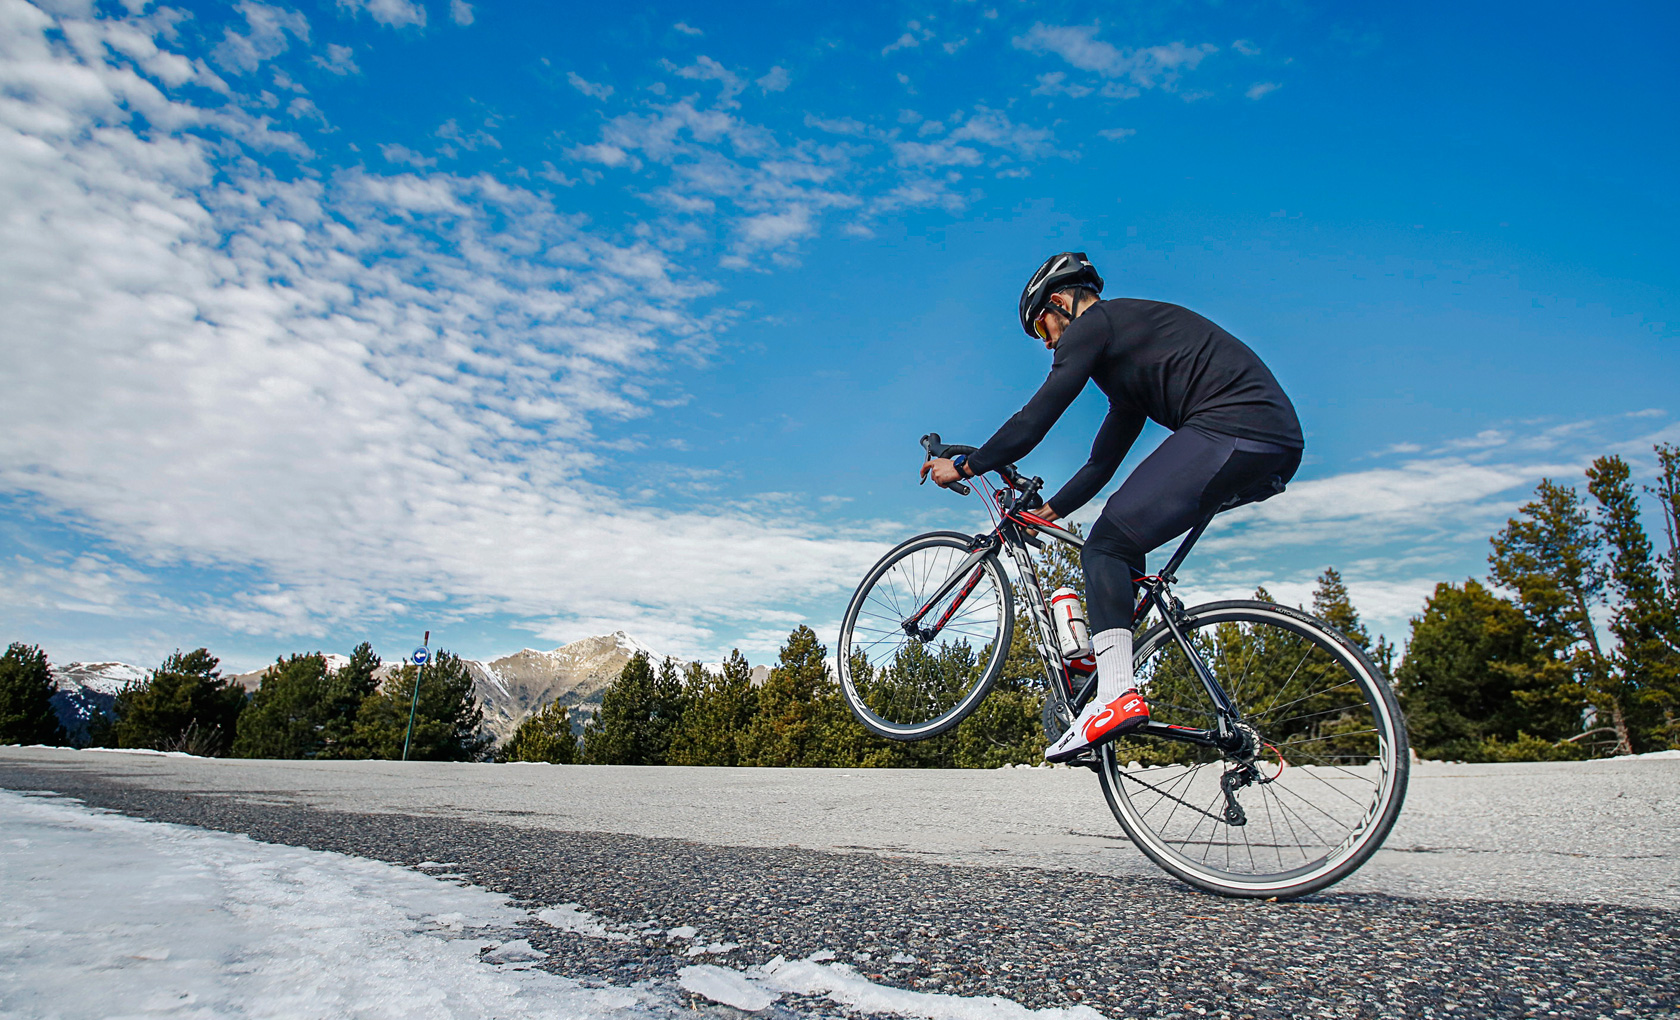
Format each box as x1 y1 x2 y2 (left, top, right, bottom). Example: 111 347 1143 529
1091 628 1135 705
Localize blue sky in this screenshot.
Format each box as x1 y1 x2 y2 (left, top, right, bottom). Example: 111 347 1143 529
1 0 1675 672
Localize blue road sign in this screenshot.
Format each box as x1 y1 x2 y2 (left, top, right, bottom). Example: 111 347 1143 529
412 647 429 666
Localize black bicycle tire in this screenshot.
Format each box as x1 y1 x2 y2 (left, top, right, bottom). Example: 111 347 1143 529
1097 600 1410 899
837 531 1014 741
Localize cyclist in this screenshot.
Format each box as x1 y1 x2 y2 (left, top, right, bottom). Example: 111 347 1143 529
921 252 1303 762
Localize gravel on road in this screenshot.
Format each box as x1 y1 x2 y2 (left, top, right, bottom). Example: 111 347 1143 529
3 760 1675 1020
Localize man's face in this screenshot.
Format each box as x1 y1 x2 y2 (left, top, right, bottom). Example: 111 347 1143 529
1034 293 1074 350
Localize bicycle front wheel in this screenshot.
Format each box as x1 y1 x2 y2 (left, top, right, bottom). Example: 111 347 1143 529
837 531 1013 741
1098 600 1409 898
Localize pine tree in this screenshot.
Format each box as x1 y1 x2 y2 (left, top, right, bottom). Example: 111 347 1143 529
231 644 384 760
347 650 488 760
668 652 759 766
499 699 578 764
1311 567 1396 673
1489 479 1621 753
1393 580 1569 759
580 653 657 765
232 653 333 759
0 643 66 746
319 642 381 757
1647 444 1680 747
739 626 832 767
1588 454 1678 751
110 649 246 756
951 609 1050 768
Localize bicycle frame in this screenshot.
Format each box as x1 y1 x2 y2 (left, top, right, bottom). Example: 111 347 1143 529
922 480 1247 758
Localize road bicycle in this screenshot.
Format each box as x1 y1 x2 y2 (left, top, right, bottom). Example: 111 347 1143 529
836 434 1409 899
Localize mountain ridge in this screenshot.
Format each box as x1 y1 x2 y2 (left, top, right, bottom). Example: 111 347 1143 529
46 632 765 747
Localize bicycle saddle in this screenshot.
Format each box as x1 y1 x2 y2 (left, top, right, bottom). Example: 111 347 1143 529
1218 474 1287 513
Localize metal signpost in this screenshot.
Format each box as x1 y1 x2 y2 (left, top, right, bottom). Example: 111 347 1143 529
402 631 429 761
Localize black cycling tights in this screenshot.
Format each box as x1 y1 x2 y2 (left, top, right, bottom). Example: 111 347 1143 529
1081 427 1301 635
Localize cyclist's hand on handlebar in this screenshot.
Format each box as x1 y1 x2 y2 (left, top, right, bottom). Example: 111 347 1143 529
921 457 964 488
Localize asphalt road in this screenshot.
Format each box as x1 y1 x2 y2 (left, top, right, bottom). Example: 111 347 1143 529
2 748 1675 910
3 749 1677 1019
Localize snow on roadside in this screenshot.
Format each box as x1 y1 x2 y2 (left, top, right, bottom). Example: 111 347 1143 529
0 790 1109 1020
0 790 647 1019
679 958 1106 1019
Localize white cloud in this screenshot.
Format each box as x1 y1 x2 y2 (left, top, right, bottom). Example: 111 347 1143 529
1246 81 1281 100
1013 24 1216 92
567 71 612 101
1232 39 1261 57
756 65 790 93
380 142 434 167
881 32 919 55
673 21 702 37
890 107 1047 167
213 2 309 74
337 0 426 29
1098 127 1136 141
663 54 745 107
435 116 499 151
0 2 887 659
1030 71 1091 98
313 42 358 75
737 205 814 249
449 0 473 27
803 113 868 136
286 95 326 124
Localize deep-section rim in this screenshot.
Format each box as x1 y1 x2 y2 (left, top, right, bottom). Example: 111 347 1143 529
1098 599 1409 898
837 531 1014 741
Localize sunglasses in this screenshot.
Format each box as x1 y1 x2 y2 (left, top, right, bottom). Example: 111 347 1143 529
1033 307 1054 340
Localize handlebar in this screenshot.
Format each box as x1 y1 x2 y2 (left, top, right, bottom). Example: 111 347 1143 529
920 433 975 495
919 433 1044 507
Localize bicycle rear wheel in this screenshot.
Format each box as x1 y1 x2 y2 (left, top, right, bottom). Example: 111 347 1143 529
1098 600 1408 898
837 531 1013 741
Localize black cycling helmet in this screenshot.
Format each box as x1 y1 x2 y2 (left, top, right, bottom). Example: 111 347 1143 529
1018 251 1104 337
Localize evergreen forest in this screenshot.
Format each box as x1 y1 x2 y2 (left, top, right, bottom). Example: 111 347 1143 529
4 447 1675 765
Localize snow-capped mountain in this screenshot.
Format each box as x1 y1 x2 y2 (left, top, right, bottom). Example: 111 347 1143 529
464 631 671 743
49 661 151 743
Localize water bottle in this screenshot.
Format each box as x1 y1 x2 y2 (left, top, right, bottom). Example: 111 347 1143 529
1048 587 1093 660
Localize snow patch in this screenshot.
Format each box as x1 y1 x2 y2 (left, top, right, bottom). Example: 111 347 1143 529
0 790 650 1019
685 941 739 957
757 956 1107 1020
482 939 550 966
681 955 1106 1020
679 964 780 1012
1613 749 1680 760
534 902 633 942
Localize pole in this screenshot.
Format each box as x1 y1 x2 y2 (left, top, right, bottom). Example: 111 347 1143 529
402 630 429 761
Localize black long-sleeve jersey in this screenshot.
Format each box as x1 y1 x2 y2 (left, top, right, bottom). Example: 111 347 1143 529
965 299 1304 516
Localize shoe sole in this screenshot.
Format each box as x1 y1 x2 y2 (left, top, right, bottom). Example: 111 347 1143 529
1043 713 1150 764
